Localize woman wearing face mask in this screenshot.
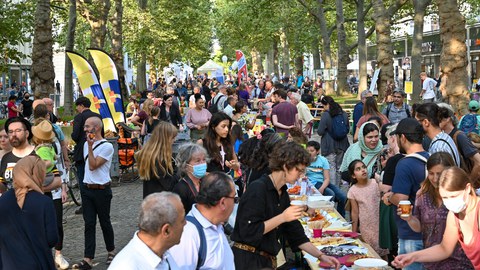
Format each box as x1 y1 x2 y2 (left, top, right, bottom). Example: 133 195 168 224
173 143 208 214
395 153 473 269
393 167 480 269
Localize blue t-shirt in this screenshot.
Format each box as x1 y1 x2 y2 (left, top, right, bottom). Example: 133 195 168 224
306 155 330 186
392 151 429 240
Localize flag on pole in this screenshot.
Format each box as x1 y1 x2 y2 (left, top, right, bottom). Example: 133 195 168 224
88 49 126 124
66 51 116 132
236 50 248 85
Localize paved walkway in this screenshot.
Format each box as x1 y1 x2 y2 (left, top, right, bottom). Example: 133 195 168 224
61 177 143 270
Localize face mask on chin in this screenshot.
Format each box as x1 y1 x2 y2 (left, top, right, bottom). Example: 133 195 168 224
443 189 468 214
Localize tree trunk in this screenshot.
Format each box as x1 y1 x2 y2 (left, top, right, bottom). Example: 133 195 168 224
371 0 394 101
281 30 290 78
311 36 321 70
251 49 264 74
136 54 147 92
110 0 127 100
317 0 334 95
411 0 431 104
336 0 349 95
266 46 275 76
437 0 469 114
294 56 303 76
31 0 55 98
77 0 111 49
273 39 280 78
64 0 76 115
357 0 368 95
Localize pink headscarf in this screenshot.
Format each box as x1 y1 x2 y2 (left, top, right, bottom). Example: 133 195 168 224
13 155 46 209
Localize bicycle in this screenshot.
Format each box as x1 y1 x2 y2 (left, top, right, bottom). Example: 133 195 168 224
67 164 81 206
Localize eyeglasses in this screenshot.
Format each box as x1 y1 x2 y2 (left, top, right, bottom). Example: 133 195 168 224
8 129 24 135
295 166 306 174
393 95 403 98
224 196 239 203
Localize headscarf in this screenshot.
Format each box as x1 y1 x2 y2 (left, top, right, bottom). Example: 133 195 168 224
340 121 383 176
13 155 46 209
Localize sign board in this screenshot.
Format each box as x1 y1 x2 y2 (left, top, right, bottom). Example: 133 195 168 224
405 81 413 94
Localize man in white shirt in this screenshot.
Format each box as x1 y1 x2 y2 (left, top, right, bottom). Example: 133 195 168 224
189 86 205 109
223 96 236 118
169 172 236 270
420 72 437 103
290 92 313 134
72 116 116 269
109 192 186 270
211 85 228 111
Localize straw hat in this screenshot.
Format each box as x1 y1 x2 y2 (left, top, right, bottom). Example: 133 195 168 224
32 120 55 141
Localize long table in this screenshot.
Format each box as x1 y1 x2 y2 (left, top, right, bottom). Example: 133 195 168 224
302 206 384 270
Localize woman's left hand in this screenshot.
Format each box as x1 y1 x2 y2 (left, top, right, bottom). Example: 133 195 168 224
225 160 239 170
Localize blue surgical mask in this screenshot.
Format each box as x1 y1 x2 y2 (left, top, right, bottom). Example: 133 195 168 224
189 163 207 178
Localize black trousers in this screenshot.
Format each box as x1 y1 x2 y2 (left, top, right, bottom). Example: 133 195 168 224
81 186 115 259
53 199 64 251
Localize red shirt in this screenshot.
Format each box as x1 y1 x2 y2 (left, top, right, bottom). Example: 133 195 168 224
7 101 18 118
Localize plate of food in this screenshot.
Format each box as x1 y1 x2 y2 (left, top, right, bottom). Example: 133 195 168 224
319 254 371 268
323 230 360 238
287 185 301 195
310 236 356 246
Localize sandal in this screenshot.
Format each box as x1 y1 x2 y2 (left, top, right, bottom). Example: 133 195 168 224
72 259 92 270
106 252 116 265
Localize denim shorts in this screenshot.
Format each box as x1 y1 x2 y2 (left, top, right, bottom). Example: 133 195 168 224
398 239 425 270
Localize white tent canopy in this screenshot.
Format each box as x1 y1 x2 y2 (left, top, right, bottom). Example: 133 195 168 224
197 60 223 73
347 60 373 71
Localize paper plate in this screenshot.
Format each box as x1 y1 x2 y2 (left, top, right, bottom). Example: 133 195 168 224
354 258 388 267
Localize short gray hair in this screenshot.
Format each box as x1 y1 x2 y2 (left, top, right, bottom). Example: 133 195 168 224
386 123 398 138
175 143 209 175
139 192 180 235
196 172 234 207
290 92 301 102
360 90 372 99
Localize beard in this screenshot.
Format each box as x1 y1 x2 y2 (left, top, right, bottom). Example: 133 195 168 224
398 140 406 154
10 136 25 148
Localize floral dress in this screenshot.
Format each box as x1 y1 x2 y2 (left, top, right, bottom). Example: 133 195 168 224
347 179 389 257
235 113 250 134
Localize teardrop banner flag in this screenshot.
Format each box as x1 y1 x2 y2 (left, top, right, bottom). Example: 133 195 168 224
66 51 116 132
88 48 126 124
236 50 248 85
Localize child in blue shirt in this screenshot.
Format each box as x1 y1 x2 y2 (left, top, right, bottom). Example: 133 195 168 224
306 141 348 217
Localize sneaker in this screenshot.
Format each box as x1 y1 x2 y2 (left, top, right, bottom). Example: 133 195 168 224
55 254 69 270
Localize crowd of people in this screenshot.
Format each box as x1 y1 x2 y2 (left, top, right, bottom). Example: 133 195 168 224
1 71 480 270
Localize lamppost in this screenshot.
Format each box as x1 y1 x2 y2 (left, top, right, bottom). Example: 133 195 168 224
222 55 227 81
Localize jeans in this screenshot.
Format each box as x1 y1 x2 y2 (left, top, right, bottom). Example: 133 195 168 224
326 150 345 186
398 239 425 270
315 182 347 217
82 186 115 259
76 161 85 193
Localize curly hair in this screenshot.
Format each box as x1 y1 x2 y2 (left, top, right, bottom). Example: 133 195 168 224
288 127 308 145
269 141 310 172
240 133 285 171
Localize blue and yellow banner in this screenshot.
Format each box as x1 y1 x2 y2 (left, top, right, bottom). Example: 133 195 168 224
88 49 125 124
66 51 116 132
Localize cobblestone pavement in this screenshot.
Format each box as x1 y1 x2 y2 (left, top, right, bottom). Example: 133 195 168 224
61 175 142 270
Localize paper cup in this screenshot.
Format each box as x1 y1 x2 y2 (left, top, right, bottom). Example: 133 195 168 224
399 200 412 217
290 200 306 206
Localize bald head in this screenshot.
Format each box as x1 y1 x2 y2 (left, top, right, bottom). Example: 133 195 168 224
32 99 45 110
85 116 103 136
42 98 54 112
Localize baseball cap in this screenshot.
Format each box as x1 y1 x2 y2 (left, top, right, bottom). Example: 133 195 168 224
390 118 424 136
469 100 479 111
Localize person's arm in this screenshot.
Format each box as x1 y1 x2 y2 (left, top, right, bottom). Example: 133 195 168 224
60 139 70 170
43 175 62 192
393 211 459 268
318 169 330 194
272 115 293 129
186 110 196 129
299 242 340 270
397 206 422 232
353 126 360 142
294 113 300 128
71 114 83 142
469 153 480 181
44 198 59 248
130 115 143 127
388 192 408 207
350 198 359 232
87 140 110 171
317 113 328 136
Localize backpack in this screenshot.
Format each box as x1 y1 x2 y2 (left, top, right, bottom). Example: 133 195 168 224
385 103 411 119
186 215 207 269
208 95 223 114
404 153 428 180
452 130 474 174
459 114 479 134
328 113 349 140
